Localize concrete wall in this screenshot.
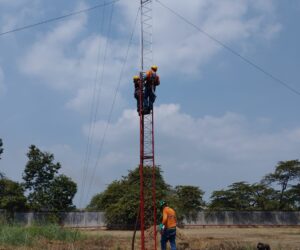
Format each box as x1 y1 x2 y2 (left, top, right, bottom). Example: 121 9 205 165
11 211 300 227
13 212 106 228
187 211 300 226
63 212 106 227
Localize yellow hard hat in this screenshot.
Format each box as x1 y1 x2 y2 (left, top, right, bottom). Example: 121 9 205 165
133 75 140 81
151 65 158 71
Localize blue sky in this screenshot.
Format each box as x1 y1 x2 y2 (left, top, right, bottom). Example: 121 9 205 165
1 0 300 207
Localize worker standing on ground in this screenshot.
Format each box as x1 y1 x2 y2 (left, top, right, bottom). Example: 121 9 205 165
144 65 160 114
159 200 177 250
133 75 141 113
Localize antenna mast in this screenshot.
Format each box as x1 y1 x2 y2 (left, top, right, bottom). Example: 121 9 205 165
139 0 157 249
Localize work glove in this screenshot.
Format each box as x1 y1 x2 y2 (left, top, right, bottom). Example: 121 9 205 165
159 223 165 231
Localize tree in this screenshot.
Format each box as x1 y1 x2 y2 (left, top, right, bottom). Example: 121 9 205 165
0 178 27 212
48 175 77 211
23 145 77 211
228 182 254 210
87 193 105 211
250 183 279 210
262 160 300 210
209 189 235 211
209 182 278 211
209 182 253 211
87 182 122 212
87 166 171 229
285 184 300 210
173 185 205 223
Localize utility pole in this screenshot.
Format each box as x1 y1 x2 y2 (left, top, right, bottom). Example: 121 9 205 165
138 0 157 249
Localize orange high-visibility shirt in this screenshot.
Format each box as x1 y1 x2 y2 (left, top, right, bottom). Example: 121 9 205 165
146 70 160 86
146 70 154 78
162 206 177 229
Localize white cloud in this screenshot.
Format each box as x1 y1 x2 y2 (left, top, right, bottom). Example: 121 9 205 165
0 0 295 210
151 0 281 75
4 104 298 207
0 0 41 33
19 10 88 90
80 104 300 201
17 0 281 113
8 0 284 205
19 2 138 114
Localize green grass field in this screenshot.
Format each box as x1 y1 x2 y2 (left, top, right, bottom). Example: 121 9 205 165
0 224 83 249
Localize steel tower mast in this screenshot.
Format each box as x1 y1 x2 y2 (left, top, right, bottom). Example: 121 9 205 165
138 0 157 249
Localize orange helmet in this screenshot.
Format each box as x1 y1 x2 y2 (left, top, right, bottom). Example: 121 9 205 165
151 65 158 72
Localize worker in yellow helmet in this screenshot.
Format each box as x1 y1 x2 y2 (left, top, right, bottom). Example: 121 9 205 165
150 65 158 72
144 65 160 114
133 75 141 113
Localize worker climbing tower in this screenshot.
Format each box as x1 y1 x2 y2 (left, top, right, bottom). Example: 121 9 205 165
138 0 157 249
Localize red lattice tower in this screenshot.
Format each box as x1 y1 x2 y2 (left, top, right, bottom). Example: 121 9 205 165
138 0 157 249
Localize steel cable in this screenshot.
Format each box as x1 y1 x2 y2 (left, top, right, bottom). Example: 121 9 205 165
84 6 141 204
156 0 300 97
0 0 121 37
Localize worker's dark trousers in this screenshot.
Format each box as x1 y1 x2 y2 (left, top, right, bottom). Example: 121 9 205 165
161 228 176 250
134 93 139 112
144 87 156 110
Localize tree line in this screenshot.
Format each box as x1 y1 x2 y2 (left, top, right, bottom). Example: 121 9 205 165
87 161 300 228
1 138 300 226
209 160 300 211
